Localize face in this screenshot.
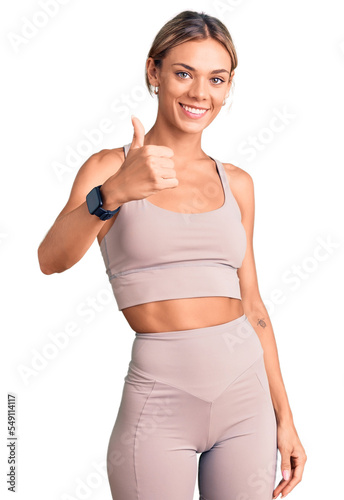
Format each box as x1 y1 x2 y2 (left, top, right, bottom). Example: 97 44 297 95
147 37 234 130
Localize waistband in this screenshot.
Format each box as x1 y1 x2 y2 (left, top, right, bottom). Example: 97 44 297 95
135 313 248 340
112 265 241 311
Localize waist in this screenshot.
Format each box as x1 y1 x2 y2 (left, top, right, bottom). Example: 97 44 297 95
123 296 244 333
125 314 264 403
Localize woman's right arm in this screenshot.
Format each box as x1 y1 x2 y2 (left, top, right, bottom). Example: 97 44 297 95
37 149 125 275
38 116 177 275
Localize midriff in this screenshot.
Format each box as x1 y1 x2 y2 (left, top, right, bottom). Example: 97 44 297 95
121 296 244 333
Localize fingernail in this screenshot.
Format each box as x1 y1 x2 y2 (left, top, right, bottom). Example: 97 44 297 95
282 469 290 480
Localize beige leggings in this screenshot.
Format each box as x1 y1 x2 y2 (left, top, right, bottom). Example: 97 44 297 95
106 314 277 499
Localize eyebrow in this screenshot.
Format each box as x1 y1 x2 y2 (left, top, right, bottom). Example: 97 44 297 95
172 63 230 75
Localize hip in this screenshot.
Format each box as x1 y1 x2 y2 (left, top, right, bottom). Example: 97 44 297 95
125 313 265 403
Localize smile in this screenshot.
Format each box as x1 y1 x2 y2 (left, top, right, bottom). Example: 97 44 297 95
179 102 209 118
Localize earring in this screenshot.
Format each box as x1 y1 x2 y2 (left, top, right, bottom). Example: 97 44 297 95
154 86 159 95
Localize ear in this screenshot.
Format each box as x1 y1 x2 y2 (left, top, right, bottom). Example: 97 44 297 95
146 57 160 88
227 70 235 92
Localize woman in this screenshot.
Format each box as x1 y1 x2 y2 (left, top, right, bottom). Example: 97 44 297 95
38 10 307 500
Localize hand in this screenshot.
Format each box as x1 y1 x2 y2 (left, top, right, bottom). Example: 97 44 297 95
273 421 307 499
103 116 178 204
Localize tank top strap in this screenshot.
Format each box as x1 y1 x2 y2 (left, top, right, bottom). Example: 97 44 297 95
123 142 131 158
216 158 243 216
209 157 231 204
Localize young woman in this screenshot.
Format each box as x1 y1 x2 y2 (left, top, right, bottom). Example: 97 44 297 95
38 10 307 500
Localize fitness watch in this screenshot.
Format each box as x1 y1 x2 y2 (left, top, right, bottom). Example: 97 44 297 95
86 185 121 221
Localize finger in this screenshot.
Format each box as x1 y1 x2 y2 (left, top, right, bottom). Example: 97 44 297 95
155 157 176 174
272 468 294 499
154 163 178 189
143 144 175 159
272 477 288 499
280 463 304 498
281 455 291 483
130 115 145 150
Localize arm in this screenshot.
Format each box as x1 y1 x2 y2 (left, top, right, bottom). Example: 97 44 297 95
233 168 293 424
228 166 307 499
37 149 125 275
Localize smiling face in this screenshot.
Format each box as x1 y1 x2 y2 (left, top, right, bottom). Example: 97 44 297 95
146 37 234 131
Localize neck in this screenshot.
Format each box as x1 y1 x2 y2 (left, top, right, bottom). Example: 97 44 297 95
143 115 208 163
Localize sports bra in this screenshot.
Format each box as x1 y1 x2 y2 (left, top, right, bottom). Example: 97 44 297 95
99 143 247 311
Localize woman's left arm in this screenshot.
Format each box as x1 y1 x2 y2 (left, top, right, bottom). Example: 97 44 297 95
226 165 307 499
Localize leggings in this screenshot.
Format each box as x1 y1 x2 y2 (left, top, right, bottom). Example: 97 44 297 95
106 314 278 500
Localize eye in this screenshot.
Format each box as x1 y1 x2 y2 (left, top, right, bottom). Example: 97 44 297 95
175 72 225 85
211 77 225 85
175 71 190 79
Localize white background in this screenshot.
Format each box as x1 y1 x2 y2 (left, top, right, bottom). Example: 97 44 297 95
1 0 344 499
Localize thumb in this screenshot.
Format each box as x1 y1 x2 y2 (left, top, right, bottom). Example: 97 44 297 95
281 455 291 481
130 115 145 150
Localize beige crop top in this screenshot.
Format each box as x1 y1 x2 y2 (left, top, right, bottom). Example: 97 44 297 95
99 143 247 311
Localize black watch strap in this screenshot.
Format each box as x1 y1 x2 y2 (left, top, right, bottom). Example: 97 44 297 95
86 185 121 221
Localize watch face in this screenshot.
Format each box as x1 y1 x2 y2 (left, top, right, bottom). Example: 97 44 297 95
86 187 102 214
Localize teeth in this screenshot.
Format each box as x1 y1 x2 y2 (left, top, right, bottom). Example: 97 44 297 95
181 103 207 115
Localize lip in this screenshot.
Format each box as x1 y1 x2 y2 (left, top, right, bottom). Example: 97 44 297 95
179 102 209 111
179 102 210 120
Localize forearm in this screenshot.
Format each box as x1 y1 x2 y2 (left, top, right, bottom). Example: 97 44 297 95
38 201 107 274
245 303 294 426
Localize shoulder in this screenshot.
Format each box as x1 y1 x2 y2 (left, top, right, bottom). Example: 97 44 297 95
222 162 254 215
75 146 125 182
70 145 126 198
54 146 126 222
222 161 253 188
93 146 125 167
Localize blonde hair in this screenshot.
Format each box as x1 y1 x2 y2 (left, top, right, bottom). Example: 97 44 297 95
145 10 238 98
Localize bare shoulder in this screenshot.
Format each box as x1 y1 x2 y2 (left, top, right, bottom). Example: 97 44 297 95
222 162 254 216
222 161 253 187
69 144 126 196
55 146 126 221
70 146 125 184
92 146 125 169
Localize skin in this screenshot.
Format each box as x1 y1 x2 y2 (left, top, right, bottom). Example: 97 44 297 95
38 37 306 499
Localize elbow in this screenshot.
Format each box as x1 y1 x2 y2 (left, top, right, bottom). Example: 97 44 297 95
37 244 57 275
39 264 55 275
37 245 72 275
241 294 267 317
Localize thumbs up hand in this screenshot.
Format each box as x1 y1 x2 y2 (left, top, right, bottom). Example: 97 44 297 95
109 116 177 204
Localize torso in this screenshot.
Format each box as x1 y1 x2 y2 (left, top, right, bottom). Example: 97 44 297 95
97 147 245 333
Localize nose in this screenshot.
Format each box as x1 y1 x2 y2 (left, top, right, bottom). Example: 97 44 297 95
187 77 209 101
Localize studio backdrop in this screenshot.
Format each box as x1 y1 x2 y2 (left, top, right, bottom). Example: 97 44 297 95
1 1 343 499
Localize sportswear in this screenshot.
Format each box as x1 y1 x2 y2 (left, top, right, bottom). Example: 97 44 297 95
106 314 277 499
99 143 247 311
